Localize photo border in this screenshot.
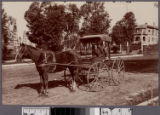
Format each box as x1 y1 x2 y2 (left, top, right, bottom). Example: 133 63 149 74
0 0 159 114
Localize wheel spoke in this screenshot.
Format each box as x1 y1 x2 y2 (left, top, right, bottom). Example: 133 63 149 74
78 61 110 92
111 58 125 85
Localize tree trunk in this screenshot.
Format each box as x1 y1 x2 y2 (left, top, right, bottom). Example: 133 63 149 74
120 44 122 53
126 41 129 54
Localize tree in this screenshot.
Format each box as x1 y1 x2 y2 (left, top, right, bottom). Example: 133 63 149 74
122 12 137 52
111 20 125 45
25 2 65 51
2 9 17 60
111 12 136 53
64 4 80 39
2 9 9 60
80 2 111 36
24 2 81 51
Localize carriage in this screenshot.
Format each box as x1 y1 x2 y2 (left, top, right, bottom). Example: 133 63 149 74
64 34 125 92
16 34 125 94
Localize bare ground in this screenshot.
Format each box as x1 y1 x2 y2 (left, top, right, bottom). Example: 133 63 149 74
2 61 158 105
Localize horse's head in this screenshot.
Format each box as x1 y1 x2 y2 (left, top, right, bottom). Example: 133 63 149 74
15 43 28 62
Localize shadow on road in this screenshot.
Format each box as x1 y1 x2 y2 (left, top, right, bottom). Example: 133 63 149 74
14 60 158 92
15 80 68 93
125 60 158 73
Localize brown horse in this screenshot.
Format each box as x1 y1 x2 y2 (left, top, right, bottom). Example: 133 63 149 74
16 43 80 95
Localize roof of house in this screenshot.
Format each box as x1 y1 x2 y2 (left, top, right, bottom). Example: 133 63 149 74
136 24 158 30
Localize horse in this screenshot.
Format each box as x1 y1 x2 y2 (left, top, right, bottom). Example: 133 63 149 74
16 43 80 96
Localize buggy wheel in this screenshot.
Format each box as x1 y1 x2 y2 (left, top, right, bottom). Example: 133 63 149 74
111 57 125 85
78 62 109 92
98 62 110 83
87 62 99 84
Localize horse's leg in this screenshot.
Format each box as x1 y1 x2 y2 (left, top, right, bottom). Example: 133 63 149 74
64 67 71 87
43 72 49 95
41 73 46 95
36 66 44 95
37 71 44 95
39 74 43 95
69 68 77 91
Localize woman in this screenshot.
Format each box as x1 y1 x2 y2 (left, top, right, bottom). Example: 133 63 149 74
92 44 98 58
97 41 105 58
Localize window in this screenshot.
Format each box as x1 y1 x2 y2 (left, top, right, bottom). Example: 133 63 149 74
155 30 157 35
143 37 145 41
138 29 142 34
148 37 150 42
136 37 139 41
152 29 154 35
143 29 146 34
148 29 150 32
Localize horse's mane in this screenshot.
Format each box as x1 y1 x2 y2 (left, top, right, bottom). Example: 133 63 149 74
24 44 81 62
25 44 37 50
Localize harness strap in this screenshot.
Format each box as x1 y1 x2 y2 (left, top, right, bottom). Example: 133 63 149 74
44 52 47 63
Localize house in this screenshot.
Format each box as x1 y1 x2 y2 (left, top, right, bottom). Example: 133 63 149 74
133 23 158 52
5 31 35 60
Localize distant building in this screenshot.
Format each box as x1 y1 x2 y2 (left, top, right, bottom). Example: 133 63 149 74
133 23 158 51
6 30 35 57
6 18 18 55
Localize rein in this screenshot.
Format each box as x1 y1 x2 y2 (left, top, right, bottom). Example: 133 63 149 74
22 60 33 64
15 46 33 64
15 47 22 62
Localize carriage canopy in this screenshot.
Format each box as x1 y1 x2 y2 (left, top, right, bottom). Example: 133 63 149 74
79 34 112 44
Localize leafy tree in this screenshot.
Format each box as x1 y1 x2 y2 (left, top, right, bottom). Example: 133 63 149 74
80 2 111 36
123 12 136 41
2 9 9 60
25 2 65 51
2 9 17 60
111 12 136 53
111 20 125 45
64 4 80 39
25 2 81 51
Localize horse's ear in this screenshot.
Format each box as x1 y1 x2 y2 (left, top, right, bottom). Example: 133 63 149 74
21 43 25 46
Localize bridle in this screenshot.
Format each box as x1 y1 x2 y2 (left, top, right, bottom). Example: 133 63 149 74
15 45 31 64
15 47 23 62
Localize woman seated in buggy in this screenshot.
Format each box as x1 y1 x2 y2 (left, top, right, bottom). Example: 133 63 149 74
92 41 108 62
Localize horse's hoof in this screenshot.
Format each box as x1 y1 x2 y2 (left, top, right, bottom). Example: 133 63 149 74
39 93 48 97
71 90 76 92
39 91 45 96
39 93 43 97
43 93 49 97
45 91 49 95
69 88 76 92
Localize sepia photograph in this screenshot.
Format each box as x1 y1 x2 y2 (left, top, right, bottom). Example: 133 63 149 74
50 107 132 115
22 107 132 115
2 1 159 105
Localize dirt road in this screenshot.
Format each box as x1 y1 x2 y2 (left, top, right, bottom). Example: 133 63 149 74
2 61 158 105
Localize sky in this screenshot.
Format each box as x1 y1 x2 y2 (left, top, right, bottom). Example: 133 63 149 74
2 1 158 37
